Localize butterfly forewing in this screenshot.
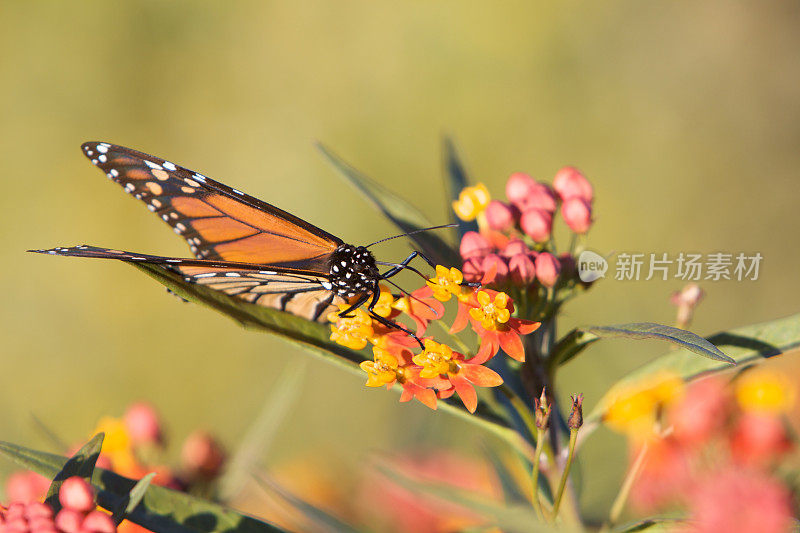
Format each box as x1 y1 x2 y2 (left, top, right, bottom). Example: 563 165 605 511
81 142 342 269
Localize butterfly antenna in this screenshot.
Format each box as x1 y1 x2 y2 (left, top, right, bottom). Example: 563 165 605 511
366 223 457 248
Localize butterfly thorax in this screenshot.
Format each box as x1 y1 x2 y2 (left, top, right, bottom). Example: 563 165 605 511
328 244 379 298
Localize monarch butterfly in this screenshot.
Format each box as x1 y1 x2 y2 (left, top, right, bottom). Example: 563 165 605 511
30 142 448 342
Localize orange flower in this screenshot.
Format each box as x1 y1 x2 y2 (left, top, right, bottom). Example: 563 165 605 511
360 347 400 387
412 340 502 413
392 286 444 336
426 265 471 302
467 290 540 362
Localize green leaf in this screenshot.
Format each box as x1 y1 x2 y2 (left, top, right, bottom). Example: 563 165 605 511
588 313 800 423
112 472 156 524
582 323 734 364
254 474 359 533
219 361 306 500
613 519 685 532
45 432 104 513
442 137 478 240
317 143 461 267
0 441 286 533
482 445 530 506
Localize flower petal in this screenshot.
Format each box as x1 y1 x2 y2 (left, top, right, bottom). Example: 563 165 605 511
460 364 503 387
451 375 478 413
499 331 526 362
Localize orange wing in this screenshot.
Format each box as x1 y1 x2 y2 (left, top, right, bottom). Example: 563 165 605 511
80 142 342 270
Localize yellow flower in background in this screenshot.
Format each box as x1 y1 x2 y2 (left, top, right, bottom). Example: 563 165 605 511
452 183 491 221
92 416 137 475
736 368 795 414
603 372 684 440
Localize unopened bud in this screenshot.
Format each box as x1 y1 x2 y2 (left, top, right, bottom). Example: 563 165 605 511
520 208 553 243
124 402 163 446
534 389 551 431
671 283 705 329
553 166 593 203
535 252 561 288
480 253 509 284
561 197 592 234
58 476 95 513
508 253 536 285
459 231 491 260
180 431 225 481
484 200 517 232
568 393 584 430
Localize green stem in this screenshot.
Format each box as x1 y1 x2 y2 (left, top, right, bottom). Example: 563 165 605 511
551 428 578 518
433 317 471 355
531 427 546 520
498 385 537 441
600 441 649 533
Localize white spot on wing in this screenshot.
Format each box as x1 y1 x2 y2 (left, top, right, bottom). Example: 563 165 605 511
162 161 177 171
144 160 162 170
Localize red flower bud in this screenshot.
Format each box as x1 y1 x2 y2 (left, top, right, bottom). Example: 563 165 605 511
180 431 225 481
25 503 53 520
520 209 553 243
461 257 483 283
730 413 792 466
553 166 593 202
55 509 85 533
58 477 95 513
480 253 509 284
81 511 116 533
561 197 592 234
500 239 528 258
521 183 557 213
508 253 536 285
535 252 561 288
568 393 584 430
124 402 163 446
459 231 491 260
484 200 517 232
5 471 50 504
505 172 535 206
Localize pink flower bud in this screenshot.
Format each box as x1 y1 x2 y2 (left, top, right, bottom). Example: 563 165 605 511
6 471 50 503
461 257 483 283
459 231 491 260
59 477 95 513
80 511 115 533
508 253 536 285
505 172 535 206
4 517 28 532
561 197 592 234
521 183 557 213
6 503 26 521
123 402 163 446
55 510 85 533
25 503 53 520
501 239 528 258
520 209 553 243
730 413 791 466
29 516 57 531
553 166 593 202
484 200 517 232
535 252 561 287
180 431 225 480
480 254 509 284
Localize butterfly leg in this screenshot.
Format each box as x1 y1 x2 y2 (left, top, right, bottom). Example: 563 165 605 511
379 250 436 281
337 292 372 318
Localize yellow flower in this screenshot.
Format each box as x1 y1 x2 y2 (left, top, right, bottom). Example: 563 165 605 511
328 305 374 350
360 347 400 387
427 265 467 302
736 368 795 414
412 339 455 378
603 372 684 440
92 416 137 474
469 291 511 330
372 284 395 318
452 183 491 221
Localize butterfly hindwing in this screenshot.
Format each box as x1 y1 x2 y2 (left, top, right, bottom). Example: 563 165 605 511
80 142 342 269
30 245 343 322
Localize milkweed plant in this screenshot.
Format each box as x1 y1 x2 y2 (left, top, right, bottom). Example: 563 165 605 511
2 139 798 532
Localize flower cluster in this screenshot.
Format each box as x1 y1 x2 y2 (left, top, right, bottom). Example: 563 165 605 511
604 369 796 532
5 403 226 533
453 169 593 291
0 476 116 533
329 271 539 413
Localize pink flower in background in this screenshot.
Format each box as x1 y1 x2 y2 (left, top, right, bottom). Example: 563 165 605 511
484 200 516 232
668 376 730 447
534 252 561 288
560 197 592 234
520 208 553 242
553 166 593 203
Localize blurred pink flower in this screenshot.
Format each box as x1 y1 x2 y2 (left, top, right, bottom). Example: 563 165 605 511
688 468 793 533
123 402 163 446
668 376 730 447
484 200 517 232
520 208 552 242
534 252 561 288
561 197 592 234
553 166 593 203
730 412 791 466
458 231 490 261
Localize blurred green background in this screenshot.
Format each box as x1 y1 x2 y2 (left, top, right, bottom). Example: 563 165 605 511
2 0 799 523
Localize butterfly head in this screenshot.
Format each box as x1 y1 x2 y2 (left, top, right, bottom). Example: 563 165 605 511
329 244 379 298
